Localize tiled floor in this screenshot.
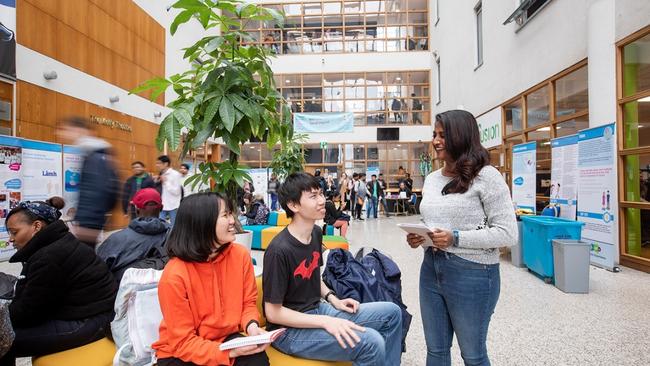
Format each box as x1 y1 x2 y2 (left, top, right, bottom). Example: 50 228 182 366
5 214 650 366
319 215 650 366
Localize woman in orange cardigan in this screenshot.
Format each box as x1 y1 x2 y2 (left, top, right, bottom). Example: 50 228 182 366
153 192 269 366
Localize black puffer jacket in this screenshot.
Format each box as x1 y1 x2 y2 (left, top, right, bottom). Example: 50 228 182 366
8 220 117 327
97 217 170 283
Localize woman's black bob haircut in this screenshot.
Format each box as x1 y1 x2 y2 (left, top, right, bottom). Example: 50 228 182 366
166 192 233 262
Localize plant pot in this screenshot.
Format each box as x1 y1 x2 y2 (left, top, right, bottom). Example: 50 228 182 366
234 230 253 253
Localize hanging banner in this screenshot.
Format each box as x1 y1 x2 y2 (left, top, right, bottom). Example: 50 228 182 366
0 135 21 261
512 141 537 212
577 123 618 271
22 140 63 202
550 134 578 220
476 107 502 149
62 145 83 221
294 112 354 133
0 0 16 80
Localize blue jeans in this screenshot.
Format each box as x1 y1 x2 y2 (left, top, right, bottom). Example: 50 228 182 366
366 196 378 218
270 192 278 211
160 209 177 227
272 302 402 366
420 248 500 366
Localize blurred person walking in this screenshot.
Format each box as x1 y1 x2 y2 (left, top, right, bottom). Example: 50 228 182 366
57 117 119 247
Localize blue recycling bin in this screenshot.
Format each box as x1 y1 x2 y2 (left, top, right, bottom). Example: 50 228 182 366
520 216 584 283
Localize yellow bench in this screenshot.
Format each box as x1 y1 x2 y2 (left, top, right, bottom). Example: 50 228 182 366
32 337 116 366
256 277 351 366
261 225 285 249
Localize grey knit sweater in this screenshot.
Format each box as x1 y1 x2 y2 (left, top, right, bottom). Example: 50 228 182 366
419 166 518 264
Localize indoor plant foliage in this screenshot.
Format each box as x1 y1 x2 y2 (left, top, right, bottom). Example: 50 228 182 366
133 0 291 217
269 132 307 180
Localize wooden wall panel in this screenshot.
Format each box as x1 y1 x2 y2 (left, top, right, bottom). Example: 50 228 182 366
16 1 57 56
16 81 165 229
17 0 165 105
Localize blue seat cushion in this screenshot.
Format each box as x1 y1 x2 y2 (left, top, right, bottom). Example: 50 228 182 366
243 225 273 250
267 211 279 226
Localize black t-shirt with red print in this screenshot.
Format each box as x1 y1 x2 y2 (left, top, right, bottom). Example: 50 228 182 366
263 225 323 330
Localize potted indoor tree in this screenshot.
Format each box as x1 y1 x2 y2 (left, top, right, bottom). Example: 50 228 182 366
133 0 291 244
269 132 307 181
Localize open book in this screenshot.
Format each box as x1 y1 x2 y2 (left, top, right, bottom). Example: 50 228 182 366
219 328 287 351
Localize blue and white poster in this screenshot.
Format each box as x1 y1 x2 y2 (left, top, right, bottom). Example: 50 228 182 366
0 135 21 261
62 145 82 221
577 123 618 271
22 139 63 202
512 142 537 212
294 112 354 133
550 134 578 220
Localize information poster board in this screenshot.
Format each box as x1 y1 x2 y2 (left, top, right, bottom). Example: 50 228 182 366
22 139 63 202
0 136 22 261
62 145 83 221
365 167 380 182
577 123 618 271
512 141 537 212
248 168 269 204
550 134 579 220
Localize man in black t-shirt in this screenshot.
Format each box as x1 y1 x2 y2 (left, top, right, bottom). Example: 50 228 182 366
263 173 402 366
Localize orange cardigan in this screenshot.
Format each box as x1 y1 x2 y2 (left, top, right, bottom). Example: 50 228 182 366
152 244 259 366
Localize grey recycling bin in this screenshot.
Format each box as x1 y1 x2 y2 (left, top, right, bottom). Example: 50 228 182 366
552 240 591 293
511 220 526 268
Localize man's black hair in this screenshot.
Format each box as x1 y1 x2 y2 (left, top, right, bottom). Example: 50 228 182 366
278 172 321 218
157 155 171 165
132 161 145 167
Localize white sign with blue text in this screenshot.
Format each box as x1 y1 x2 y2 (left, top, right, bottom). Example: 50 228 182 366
512 142 537 212
550 134 578 220
294 112 354 133
577 123 618 271
22 139 63 202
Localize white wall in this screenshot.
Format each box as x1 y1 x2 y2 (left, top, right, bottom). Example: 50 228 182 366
615 0 650 42
432 0 594 117
587 0 616 128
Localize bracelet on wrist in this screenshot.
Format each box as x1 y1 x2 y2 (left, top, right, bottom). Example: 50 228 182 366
324 290 336 303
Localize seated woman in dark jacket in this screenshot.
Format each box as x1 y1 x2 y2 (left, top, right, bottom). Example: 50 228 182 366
324 192 349 237
244 193 269 225
0 197 117 366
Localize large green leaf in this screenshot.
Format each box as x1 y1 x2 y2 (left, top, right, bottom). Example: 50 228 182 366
203 97 221 125
158 113 181 151
204 37 225 53
219 97 236 132
170 10 194 35
173 108 193 128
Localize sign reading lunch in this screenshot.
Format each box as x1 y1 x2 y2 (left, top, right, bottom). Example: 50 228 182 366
476 107 502 149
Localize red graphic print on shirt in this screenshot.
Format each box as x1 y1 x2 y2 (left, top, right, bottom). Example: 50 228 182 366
293 251 321 279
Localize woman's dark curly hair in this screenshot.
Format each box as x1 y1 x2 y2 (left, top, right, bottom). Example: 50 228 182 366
435 110 490 195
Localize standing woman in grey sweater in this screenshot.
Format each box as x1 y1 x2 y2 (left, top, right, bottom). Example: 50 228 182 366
406 110 517 366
